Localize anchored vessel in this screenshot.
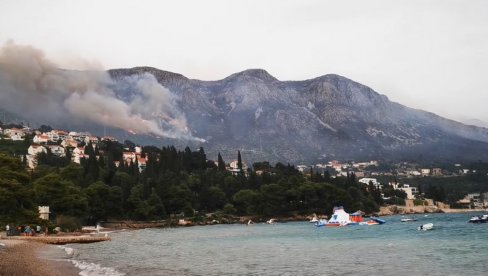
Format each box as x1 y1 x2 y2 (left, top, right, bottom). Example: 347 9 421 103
315 206 385 227
468 214 488 223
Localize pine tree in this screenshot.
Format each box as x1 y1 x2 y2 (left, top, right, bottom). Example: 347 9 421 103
237 150 242 171
217 152 226 171
198 147 206 170
22 153 27 167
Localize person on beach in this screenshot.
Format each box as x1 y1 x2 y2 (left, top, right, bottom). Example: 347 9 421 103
36 225 41 234
6 224 10 236
24 226 32 236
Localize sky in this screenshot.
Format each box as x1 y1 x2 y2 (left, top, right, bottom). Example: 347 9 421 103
1 0 487 124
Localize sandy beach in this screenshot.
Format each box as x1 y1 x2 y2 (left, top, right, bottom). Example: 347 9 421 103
0 238 80 276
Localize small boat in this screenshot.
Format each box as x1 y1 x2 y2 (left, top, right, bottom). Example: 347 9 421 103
418 223 433 231
370 217 386 224
266 218 277 224
401 217 417 222
314 219 328 227
468 215 488 223
309 217 319 223
320 207 386 227
326 207 352 226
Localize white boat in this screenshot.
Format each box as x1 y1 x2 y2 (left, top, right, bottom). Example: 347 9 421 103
266 218 277 224
418 223 433 231
468 214 488 223
314 219 328 227
309 217 319 223
401 217 417 222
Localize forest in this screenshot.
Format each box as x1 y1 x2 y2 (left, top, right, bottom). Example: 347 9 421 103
0 138 390 228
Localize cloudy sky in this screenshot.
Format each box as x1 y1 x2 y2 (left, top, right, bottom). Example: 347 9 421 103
1 0 487 124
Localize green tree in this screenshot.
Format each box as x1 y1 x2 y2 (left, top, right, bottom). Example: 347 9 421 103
237 150 243 171
217 152 226 171
33 173 88 218
85 181 111 223
233 189 261 215
147 188 166 219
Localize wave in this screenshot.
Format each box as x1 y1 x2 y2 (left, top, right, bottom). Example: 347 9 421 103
71 260 125 276
57 245 75 256
57 245 124 276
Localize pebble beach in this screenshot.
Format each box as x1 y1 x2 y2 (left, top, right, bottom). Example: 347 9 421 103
0 239 79 276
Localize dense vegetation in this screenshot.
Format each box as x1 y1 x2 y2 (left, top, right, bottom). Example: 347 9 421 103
3 133 488 228
0 139 387 227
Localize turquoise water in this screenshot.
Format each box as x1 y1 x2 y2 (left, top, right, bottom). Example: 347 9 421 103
60 213 488 275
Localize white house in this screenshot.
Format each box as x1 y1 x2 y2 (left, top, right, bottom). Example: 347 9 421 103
69 131 91 142
229 160 248 170
10 134 24 141
33 134 49 144
391 183 418 200
61 139 78 148
47 145 66 157
421 168 431 176
46 131 59 142
123 151 137 163
84 136 99 144
407 170 422 176
359 178 381 189
4 128 25 137
53 130 68 140
28 144 47 156
26 145 47 169
101 136 118 142
73 146 85 155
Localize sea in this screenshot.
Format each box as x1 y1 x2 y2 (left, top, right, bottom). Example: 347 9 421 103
47 212 488 276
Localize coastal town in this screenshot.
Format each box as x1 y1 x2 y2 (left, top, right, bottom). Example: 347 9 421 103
2 123 487 216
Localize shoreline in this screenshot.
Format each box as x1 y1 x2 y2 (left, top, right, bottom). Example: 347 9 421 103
0 239 80 276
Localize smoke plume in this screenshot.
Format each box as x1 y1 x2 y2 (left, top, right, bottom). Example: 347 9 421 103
0 42 203 142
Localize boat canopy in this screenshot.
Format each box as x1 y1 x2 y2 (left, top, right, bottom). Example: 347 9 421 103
328 206 351 225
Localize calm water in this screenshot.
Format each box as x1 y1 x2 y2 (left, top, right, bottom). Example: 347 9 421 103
54 213 488 276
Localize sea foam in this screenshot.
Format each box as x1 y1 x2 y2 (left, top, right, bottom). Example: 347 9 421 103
71 260 125 276
57 245 74 255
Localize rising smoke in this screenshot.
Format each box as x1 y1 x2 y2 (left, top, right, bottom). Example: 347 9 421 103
0 41 204 142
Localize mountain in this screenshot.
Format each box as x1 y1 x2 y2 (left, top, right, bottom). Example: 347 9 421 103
461 118 488 129
107 67 488 163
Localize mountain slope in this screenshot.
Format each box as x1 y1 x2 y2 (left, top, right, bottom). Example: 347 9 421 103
109 67 488 163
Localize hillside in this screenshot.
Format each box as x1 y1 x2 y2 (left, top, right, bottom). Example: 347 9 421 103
108 67 488 163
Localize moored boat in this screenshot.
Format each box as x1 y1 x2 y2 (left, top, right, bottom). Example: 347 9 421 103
309 216 319 223
314 219 328 227
325 206 351 226
418 223 433 231
316 206 386 227
468 215 488 223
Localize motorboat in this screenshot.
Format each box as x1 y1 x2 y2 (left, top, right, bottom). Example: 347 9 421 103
266 218 277 224
468 214 488 223
314 219 328 227
370 217 386 224
309 216 319 223
401 217 417 222
418 223 433 231
318 207 386 227
326 206 352 226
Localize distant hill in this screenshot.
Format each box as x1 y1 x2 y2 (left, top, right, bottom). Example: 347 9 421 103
106 67 488 163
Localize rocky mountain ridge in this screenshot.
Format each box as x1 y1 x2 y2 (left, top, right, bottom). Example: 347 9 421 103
106 67 488 163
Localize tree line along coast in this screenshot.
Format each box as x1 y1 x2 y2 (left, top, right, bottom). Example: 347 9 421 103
1 123 488 231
